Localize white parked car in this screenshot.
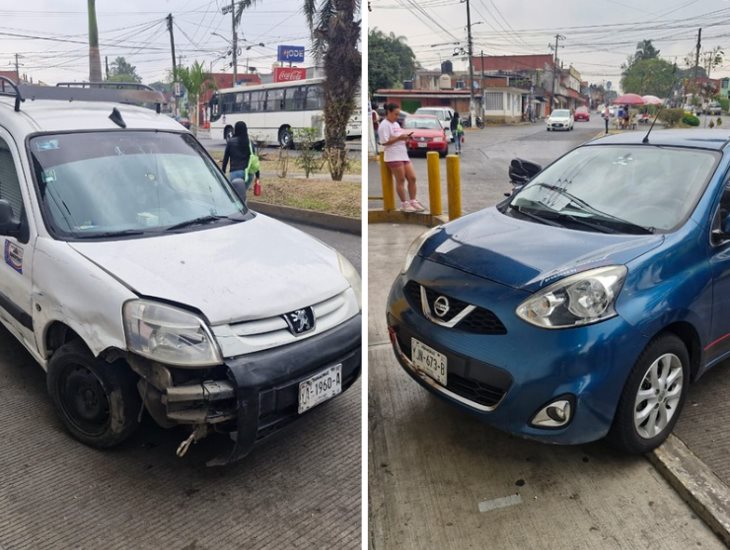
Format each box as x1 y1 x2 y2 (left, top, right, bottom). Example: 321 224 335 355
414 106 456 142
0 79 361 465
546 109 574 131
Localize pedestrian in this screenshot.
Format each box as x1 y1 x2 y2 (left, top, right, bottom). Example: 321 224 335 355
603 104 610 134
451 112 464 154
222 121 259 201
377 103 425 213
622 104 630 130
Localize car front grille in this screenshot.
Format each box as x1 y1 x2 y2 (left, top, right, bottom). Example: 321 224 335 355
446 372 505 407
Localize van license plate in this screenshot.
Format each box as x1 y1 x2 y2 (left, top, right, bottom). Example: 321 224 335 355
411 338 447 386
298 364 342 414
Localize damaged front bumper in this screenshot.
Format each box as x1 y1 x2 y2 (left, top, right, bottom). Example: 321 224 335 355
131 314 362 466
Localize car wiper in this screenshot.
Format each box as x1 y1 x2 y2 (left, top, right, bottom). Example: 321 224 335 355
166 214 231 231
509 204 564 228
531 182 654 234
74 229 146 239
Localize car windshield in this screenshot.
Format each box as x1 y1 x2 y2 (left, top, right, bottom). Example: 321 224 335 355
404 117 442 130
29 131 247 239
552 110 570 117
416 109 445 120
508 145 719 233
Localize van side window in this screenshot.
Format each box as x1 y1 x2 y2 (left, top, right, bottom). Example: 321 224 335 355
0 137 25 219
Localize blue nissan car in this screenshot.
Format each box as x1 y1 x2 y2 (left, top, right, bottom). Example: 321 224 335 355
387 129 730 453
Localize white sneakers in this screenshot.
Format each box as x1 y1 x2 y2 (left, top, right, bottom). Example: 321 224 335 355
401 200 426 213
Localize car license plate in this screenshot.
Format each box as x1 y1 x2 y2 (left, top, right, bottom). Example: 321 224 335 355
411 337 447 386
418 142 427 148
298 364 342 414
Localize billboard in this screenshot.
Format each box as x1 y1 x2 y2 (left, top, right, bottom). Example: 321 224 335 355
274 67 307 83
277 45 305 63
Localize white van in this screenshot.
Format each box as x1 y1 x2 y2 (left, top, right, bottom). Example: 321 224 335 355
414 107 456 142
0 80 361 465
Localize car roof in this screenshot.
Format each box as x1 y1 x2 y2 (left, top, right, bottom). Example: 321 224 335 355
0 96 184 138
589 129 730 151
407 114 440 120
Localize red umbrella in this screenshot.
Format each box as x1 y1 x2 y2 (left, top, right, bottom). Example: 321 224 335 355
612 93 645 105
641 95 663 105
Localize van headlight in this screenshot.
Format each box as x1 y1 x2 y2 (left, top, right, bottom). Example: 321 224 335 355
338 253 361 309
516 266 627 329
403 226 441 274
123 300 222 367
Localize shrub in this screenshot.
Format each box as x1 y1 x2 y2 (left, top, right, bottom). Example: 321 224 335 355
682 114 700 126
658 108 684 128
709 120 715 128
293 127 323 178
719 98 729 113
718 117 723 127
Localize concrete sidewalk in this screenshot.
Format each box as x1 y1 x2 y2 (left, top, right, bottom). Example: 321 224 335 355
368 223 725 550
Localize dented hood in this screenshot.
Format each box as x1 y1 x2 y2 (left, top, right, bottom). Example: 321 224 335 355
68 214 348 325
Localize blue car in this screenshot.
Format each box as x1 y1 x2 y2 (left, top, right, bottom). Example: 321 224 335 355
387 129 730 453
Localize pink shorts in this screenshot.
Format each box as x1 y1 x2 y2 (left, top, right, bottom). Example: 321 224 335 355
386 160 411 168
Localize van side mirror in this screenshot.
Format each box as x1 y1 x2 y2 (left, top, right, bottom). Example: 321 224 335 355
230 178 247 203
0 199 22 239
712 212 730 243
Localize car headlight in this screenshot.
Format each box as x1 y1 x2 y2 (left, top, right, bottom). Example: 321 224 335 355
403 226 441 274
123 300 222 367
516 265 627 329
338 253 361 309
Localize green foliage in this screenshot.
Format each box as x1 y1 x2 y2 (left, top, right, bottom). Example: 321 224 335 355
633 40 660 63
682 113 700 126
175 61 215 131
658 108 684 128
107 56 141 83
719 98 729 113
621 57 677 97
294 128 323 178
718 117 723 127
709 120 715 128
368 28 416 95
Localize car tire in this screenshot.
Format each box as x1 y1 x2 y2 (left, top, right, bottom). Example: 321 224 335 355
278 127 293 149
47 340 141 449
607 333 689 454
439 146 448 158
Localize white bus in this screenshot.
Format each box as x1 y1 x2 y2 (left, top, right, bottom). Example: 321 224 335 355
209 77 361 147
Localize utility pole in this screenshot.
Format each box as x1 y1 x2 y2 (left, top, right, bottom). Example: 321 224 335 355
464 0 476 126
549 34 565 114
166 13 177 116
13 53 21 83
104 55 109 80
222 1 238 86
694 28 702 86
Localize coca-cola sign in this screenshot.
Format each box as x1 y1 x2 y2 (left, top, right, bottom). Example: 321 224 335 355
274 67 307 82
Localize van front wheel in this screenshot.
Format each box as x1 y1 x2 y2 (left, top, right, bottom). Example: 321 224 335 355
47 341 141 449
608 334 689 454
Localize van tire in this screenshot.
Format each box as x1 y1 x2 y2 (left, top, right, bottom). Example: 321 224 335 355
47 341 141 449
279 127 293 149
607 334 689 454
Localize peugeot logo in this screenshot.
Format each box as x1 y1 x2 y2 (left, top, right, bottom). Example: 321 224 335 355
433 296 450 318
283 307 315 335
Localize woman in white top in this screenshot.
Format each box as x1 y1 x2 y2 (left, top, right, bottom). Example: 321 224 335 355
377 103 425 212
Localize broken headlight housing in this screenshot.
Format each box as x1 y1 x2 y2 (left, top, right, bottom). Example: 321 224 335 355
123 300 222 367
516 265 627 329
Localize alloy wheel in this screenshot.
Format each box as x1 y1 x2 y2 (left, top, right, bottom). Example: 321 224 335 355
633 353 683 439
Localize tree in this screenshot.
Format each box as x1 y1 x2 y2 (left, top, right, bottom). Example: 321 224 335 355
621 58 677 97
87 0 102 82
107 57 142 83
368 28 416 95
634 40 660 62
176 61 215 135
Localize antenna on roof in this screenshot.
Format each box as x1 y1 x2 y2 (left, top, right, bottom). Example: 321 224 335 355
109 107 126 128
642 104 664 144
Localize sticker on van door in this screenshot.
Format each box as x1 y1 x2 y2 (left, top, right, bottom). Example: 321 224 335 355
4 240 23 274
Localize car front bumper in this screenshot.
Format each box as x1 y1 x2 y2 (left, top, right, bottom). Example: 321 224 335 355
386 259 648 445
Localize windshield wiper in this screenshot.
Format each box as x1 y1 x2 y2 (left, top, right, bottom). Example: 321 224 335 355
509 204 564 227
530 182 655 234
166 214 231 231
74 229 146 239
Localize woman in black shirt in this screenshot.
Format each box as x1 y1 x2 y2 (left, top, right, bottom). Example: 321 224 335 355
222 121 259 187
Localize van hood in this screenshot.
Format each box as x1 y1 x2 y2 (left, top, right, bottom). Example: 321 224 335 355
68 214 348 325
419 207 664 292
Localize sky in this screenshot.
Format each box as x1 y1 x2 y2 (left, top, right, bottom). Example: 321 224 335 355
0 0 317 84
369 0 730 93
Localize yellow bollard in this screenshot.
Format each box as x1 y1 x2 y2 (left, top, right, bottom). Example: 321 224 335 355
446 154 461 220
379 151 396 211
426 151 442 216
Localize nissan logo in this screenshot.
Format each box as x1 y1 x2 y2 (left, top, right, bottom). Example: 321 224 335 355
433 296 450 318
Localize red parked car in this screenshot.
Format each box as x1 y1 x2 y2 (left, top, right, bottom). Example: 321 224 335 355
402 115 449 157
574 106 590 122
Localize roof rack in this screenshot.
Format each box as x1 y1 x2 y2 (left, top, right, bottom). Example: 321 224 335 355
0 79 166 113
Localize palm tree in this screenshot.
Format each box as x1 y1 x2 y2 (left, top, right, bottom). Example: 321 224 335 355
634 40 659 62
177 61 215 136
87 0 102 82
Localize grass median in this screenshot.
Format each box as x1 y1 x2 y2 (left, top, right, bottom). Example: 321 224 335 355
209 149 361 219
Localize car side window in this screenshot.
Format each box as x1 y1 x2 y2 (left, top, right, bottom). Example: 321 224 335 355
0 136 25 219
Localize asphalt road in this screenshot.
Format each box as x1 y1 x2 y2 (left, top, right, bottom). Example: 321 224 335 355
0 221 362 550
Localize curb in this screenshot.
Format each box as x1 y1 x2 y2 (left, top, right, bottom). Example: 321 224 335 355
368 209 449 227
248 200 361 235
648 434 730 546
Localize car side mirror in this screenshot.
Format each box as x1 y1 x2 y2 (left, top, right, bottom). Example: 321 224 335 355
230 178 247 203
0 200 22 239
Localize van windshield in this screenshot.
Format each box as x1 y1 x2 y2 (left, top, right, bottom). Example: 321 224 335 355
29 131 248 239
508 145 719 233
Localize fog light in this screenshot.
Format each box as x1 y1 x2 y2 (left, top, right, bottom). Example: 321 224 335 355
531 399 573 428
